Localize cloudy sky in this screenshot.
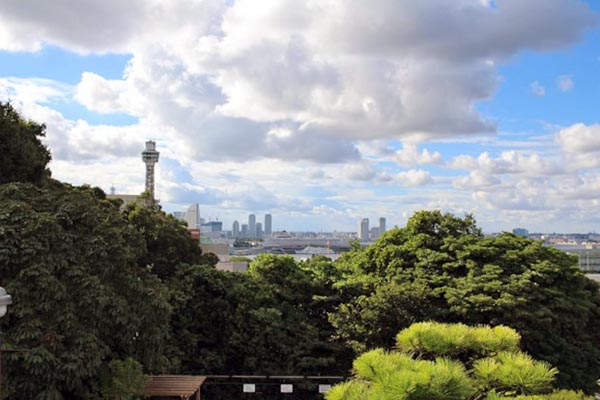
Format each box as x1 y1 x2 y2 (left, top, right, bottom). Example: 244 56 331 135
1 0 599 233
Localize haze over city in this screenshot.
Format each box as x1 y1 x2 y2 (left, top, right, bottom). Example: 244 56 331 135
1 0 599 232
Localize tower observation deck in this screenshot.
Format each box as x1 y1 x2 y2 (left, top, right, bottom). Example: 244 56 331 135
142 141 160 203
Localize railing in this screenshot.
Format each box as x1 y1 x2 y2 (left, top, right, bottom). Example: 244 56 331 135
202 375 346 399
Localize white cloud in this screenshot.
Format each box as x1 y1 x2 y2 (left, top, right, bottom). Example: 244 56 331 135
530 81 546 97
450 150 561 176
396 169 432 186
75 72 139 115
556 123 600 153
1 0 595 156
0 0 599 231
395 143 444 166
0 77 71 104
556 123 600 169
453 170 500 189
557 75 575 92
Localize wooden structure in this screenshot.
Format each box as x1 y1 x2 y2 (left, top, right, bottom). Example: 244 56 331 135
139 375 206 399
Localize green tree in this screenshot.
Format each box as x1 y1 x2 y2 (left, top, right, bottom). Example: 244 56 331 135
97 358 145 400
0 102 51 185
330 211 600 393
327 322 593 400
247 254 344 374
168 255 345 377
124 203 214 280
0 182 171 399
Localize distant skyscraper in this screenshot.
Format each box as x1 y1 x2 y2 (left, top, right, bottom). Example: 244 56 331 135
184 203 200 229
241 224 248 237
379 217 386 234
141 141 159 203
264 214 272 235
359 218 369 241
256 222 263 238
248 214 256 238
370 227 380 240
233 220 240 237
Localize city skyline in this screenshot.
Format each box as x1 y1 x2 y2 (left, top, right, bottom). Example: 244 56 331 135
1 1 599 232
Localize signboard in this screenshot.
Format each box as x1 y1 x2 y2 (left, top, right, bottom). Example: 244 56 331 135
280 384 293 393
319 384 332 393
243 384 256 393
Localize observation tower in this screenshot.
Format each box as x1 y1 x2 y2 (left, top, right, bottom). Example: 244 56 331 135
142 141 160 203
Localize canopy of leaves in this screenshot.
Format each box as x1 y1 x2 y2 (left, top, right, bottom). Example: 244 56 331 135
327 323 592 400
168 255 348 377
97 358 145 400
0 182 171 399
0 102 51 185
329 211 600 392
123 202 214 280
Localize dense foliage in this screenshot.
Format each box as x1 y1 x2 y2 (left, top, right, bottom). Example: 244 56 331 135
329 211 600 392
0 103 51 185
123 203 213 280
0 182 171 398
327 322 593 400
1 104 599 398
168 256 343 376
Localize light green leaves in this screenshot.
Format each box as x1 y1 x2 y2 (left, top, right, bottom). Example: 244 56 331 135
328 323 589 400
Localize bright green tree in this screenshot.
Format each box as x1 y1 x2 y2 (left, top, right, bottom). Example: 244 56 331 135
0 102 51 185
330 211 600 392
327 322 593 400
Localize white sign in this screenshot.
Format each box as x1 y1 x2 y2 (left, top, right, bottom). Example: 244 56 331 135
243 384 256 393
319 384 332 393
280 384 294 393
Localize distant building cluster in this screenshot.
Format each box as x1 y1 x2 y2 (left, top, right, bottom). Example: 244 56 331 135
172 203 226 241
509 227 600 273
358 217 386 242
232 213 272 239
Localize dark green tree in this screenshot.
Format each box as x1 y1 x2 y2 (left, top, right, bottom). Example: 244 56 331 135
97 358 145 400
247 254 343 374
0 102 51 185
168 255 345 377
123 203 215 280
0 182 171 399
330 211 600 393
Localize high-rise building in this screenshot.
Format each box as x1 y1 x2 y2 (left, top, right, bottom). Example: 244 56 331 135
370 227 380 240
241 224 248 237
379 217 386 234
141 141 159 204
248 214 256 238
185 203 200 229
172 203 200 229
359 218 369 241
264 214 272 235
201 221 222 232
232 220 240 237
256 222 263 238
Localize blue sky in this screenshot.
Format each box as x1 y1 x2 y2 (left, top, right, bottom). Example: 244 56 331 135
1 0 599 233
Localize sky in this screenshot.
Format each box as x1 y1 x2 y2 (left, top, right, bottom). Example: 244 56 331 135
1 0 599 233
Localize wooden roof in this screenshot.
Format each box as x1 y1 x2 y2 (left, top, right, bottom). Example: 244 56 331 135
140 375 206 399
